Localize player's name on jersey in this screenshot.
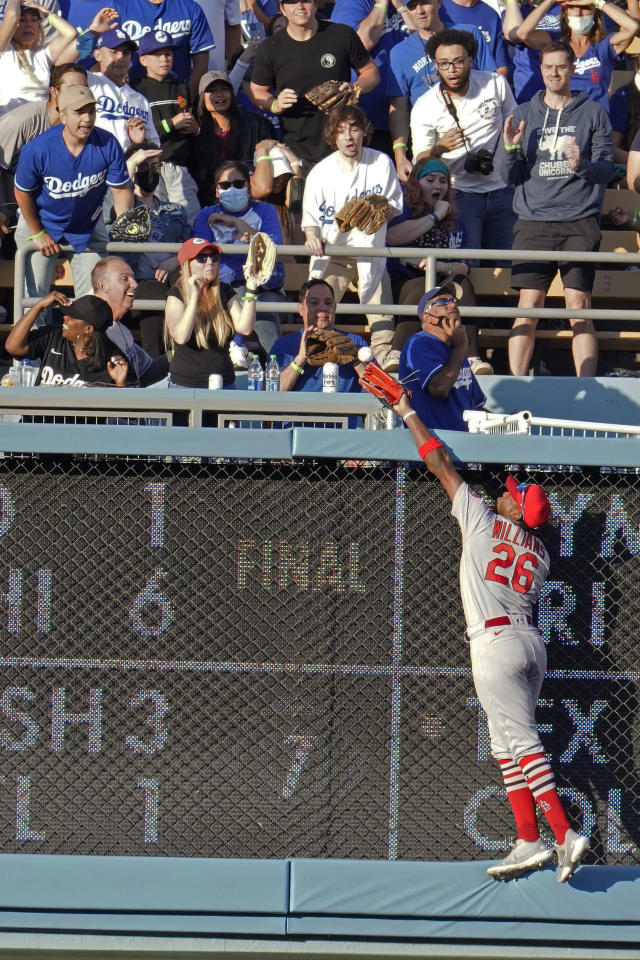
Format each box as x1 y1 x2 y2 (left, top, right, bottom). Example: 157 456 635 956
237 539 367 594
491 517 546 558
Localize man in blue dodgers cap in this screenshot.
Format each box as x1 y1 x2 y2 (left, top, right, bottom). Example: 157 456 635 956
398 279 485 431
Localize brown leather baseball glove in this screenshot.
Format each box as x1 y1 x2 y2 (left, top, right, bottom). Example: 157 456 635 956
306 329 358 366
304 80 361 114
335 195 389 235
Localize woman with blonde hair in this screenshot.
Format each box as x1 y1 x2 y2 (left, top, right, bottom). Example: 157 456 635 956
165 238 259 388
0 0 117 115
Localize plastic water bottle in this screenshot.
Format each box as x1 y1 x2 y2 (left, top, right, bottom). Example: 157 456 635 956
21 359 36 387
265 354 280 392
247 353 264 390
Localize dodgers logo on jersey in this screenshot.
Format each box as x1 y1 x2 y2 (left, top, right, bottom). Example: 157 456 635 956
121 17 192 41
43 171 107 200
97 95 149 123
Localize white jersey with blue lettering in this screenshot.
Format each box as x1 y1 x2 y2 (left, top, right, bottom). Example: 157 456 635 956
451 482 550 630
88 73 159 150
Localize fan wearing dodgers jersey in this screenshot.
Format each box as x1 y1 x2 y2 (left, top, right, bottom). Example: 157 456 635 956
302 104 402 370
88 28 160 150
14 84 133 302
391 391 590 883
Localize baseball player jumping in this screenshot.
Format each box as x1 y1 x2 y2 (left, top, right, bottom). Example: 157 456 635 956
392 390 590 882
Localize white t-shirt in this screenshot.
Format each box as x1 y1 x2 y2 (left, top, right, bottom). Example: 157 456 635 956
410 70 515 193
0 44 53 116
451 482 550 630
199 0 241 70
88 73 159 149
302 146 402 300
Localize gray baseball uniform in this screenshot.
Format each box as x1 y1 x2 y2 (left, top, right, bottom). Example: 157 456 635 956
452 482 550 762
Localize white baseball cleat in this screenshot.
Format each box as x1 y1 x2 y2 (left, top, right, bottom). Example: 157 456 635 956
555 829 589 883
486 838 555 881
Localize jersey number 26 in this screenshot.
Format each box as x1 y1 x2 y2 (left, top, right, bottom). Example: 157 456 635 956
485 544 538 594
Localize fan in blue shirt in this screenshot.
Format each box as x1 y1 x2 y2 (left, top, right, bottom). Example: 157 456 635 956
398 283 484 432
14 84 132 300
439 0 511 74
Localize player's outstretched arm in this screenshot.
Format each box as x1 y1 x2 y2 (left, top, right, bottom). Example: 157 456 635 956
393 393 462 503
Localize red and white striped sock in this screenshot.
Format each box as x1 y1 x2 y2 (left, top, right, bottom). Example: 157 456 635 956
519 752 570 844
498 758 538 842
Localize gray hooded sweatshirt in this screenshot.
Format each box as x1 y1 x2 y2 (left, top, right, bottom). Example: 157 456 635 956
496 90 613 222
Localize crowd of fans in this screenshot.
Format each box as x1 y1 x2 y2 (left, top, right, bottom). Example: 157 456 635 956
1 0 640 407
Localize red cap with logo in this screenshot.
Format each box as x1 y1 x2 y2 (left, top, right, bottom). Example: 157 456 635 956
506 476 550 529
178 237 222 267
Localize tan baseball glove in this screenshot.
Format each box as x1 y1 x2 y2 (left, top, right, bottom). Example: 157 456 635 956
305 80 361 114
306 329 359 366
335 195 389 235
243 232 276 288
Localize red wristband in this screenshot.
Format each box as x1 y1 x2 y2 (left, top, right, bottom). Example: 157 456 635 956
418 438 444 459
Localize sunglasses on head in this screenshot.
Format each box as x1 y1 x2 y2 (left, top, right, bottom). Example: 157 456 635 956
217 178 247 190
194 252 219 263
427 295 458 308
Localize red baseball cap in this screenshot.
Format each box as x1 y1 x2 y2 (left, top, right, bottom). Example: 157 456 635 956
178 238 221 267
506 476 550 529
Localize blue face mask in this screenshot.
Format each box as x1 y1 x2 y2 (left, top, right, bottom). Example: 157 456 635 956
220 186 249 212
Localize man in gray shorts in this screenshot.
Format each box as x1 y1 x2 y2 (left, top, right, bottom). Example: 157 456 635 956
497 40 614 378
392 388 590 882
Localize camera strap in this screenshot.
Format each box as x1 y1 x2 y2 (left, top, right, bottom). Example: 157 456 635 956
440 87 469 154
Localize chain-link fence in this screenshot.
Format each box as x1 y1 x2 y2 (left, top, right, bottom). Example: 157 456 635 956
0 455 637 865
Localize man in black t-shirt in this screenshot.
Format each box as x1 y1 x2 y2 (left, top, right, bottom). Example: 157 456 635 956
250 0 379 167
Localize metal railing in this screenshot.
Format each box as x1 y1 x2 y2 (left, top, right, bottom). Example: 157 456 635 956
13 241 640 325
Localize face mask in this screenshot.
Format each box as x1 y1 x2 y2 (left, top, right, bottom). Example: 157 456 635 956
134 169 160 193
219 185 249 212
567 13 594 34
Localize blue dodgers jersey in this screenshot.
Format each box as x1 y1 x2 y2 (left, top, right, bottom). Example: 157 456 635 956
398 330 485 431
14 126 129 252
387 29 497 105
115 0 214 82
440 0 510 70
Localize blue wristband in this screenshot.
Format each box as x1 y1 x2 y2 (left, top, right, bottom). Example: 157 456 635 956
76 28 97 58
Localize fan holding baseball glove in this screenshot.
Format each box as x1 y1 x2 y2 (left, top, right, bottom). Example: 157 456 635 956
267 278 373 397
301 104 403 372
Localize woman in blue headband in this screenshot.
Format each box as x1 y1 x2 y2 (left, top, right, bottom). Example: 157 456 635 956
386 158 492 374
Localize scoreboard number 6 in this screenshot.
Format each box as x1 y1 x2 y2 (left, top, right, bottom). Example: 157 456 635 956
485 545 538 594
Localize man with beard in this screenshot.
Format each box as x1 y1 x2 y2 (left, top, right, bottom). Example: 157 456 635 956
410 28 516 256
387 0 496 182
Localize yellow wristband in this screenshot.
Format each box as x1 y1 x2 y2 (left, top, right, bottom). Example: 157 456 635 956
291 361 304 374
270 98 279 113
374 3 387 9
256 155 274 161
27 229 46 241
393 141 407 150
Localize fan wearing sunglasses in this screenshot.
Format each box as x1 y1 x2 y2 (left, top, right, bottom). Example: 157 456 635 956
192 160 285 368
397 280 486 431
164 237 258 388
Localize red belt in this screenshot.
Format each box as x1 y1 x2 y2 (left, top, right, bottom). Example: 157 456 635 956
485 615 534 628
